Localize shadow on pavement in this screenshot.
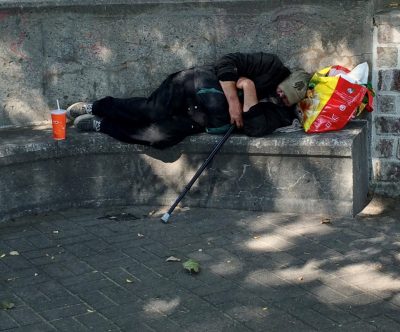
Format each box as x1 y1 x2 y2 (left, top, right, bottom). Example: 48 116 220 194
0 196 399 331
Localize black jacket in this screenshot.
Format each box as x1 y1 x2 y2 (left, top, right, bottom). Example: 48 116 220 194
193 52 295 136
215 52 290 100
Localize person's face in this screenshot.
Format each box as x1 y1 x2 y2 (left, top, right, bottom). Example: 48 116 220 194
276 87 291 107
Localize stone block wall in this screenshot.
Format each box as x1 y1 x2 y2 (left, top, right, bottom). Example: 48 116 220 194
373 10 400 196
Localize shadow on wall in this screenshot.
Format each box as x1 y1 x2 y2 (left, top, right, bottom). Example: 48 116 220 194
0 1 374 128
0 124 352 222
0 1 375 222
0 8 48 127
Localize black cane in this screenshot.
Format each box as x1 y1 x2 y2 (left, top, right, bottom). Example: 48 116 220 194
161 125 235 223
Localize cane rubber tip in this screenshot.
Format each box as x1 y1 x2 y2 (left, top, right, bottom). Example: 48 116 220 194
161 213 170 223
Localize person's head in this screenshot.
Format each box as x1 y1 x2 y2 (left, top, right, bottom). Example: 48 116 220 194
276 70 311 106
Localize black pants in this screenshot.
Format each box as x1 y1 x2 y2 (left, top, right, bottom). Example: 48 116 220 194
92 69 206 149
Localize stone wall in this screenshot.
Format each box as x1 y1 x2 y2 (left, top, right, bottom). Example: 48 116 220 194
0 0 373 128
373 9 400 196
2 0 400 197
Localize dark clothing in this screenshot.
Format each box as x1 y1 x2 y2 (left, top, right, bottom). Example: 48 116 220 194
92 52 295 148
215 52 291 100
93 68 204 149
243 102 297 137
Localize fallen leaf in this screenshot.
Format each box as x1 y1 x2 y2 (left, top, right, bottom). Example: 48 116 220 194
182 259 200 274
137 233 144 238
9 251 19 256
253 236 260 239
166 256 181 262
53 230 59 234
298 276 304 281
0 253 5 258
148 210 156 216
180 207 190 211
126 279 134 283
262 307 268 311
321 218 331 224
0 301 15 310
198 249 203 252
87 309 95 313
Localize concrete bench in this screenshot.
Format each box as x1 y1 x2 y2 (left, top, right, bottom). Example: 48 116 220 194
0 120 369 223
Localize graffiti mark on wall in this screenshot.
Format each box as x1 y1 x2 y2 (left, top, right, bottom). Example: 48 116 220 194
79 40 112 62
1 12 32 62
10 31 29 60
0 10 11 21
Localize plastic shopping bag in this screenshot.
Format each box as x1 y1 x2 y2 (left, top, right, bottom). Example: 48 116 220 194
299 64 374 133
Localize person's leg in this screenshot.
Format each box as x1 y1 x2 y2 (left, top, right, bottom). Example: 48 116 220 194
92 69 195 126
91 96 156 127
68 96 164 126
196 91 230 129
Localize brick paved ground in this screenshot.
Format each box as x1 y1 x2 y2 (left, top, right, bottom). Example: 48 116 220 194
0 196 400 331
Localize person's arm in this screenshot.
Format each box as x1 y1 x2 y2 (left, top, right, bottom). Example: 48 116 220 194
236 77 258 112
216 52 284 127
215 52 291 100
216 53 266 128
219 80 243 128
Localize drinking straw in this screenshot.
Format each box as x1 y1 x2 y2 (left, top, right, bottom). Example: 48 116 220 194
57 99 60 110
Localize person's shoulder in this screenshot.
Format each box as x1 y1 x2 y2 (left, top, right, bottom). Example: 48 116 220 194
252 51 278 56
249 52 281 62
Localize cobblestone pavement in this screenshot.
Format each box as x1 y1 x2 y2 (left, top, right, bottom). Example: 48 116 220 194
0 196 400 331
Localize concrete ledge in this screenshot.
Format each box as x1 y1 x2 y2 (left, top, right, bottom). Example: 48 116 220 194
374 9 400 23
0 120 369 222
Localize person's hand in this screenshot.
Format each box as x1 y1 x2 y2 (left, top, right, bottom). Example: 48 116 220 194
219 80 244 128
231 78 254 126
228 101 244 128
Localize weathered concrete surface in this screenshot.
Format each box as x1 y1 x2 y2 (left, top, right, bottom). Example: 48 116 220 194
0 196 399 331
0 121 369 222
0 0 373 128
